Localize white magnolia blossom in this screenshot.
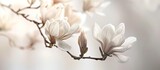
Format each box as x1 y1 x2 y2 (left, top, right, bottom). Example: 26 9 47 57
45 18 80 51
83 0 111 16
93 23 137 62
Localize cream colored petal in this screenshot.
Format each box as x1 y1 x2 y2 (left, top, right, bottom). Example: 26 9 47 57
48 20 59 37
93 23 103 44
113 53 129 63
99 1 111 9
40 7 47 22
45 6 57 20
101 24 115 42
116 23 125 35
58 18 70 37
111 34 124 47
121 36 137 47
111 45 132 53
68 23 80 34
57 40 71 51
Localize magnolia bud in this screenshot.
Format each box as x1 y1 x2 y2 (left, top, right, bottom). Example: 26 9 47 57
78 31 88 57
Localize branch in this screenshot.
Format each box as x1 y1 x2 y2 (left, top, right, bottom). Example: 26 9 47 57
16 5 40 13
0 3 52 48
67 51 107 61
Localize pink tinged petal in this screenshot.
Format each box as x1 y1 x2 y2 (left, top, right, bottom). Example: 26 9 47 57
48 20 59 37
40 7 47 22
111 34 124 47
116 23 125 35
57 40 71 51
121 37 137 47
68 23 80 34
54 4 65 18
46 6 57 20
113 53 129 63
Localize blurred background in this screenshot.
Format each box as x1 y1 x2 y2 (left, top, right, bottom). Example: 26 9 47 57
0 0 160 70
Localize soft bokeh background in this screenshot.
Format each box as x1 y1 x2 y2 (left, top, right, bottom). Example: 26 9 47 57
0 0 160 70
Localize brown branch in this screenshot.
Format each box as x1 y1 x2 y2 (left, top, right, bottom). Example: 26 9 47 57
0 3 52 48
16 5 40 13
67 51 107 61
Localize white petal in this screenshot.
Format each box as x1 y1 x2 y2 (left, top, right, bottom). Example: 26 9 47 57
57 40 71 51
93 23 103 45
99 1 111 8
93 23 101 38
68 23 80 34
101 24 115 42
111 34 124 46
95 11 105 16
121 37 137 47
40 7 47 22
113 53 129 63
116 23 125 35
45 20 59 37
46 6 57 20
111 45 132 53
50 22 59 36
58 18 70 37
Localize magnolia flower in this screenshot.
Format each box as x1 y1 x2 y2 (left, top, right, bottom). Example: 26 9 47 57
40 3 65 24
93 23 137 63
44 17 80 51
83 0 110 16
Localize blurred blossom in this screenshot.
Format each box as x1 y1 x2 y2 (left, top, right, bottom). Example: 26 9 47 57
0 6 15 31
93 23 137 63
82 0 111 16
64 5 85 26
40 3 65 24
52 0 70 4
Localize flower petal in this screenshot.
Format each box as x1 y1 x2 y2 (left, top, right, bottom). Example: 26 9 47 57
101 24 115 41
111 45 132 53
58 18 70 37
113 53 129 63
116 23 125 35
93 23 103 45
68 23 80 34
121 36 137 47
111 34 124 47
45 20 59 37
57 40 71 51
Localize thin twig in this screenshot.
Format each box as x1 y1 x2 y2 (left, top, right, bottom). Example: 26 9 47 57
0 3 51 48
67 51 107 60
16 5 40 13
